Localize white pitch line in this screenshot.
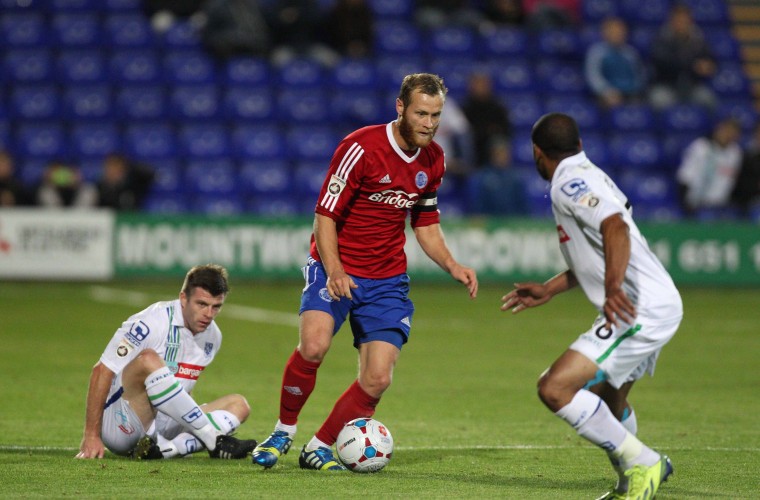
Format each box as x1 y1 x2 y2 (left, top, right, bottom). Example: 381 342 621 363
88 286 300 328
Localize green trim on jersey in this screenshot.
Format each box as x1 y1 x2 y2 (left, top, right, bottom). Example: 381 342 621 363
596 324 642 364
164 305 181 371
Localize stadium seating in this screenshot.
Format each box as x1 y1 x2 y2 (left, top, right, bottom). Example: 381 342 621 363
10 85 60 120
51 12 101 47
123 123 177 160
232 125 287 161
57 49 108 84
223 86 276 122
1 13 47 47
116 85 167 121
238 160 292 195
104 13 154 47
15 123 68 159
178 124 229 159
170 85 221 120
109 50 162 84
62 85 113 120
4 49 53 83
69 123 121 158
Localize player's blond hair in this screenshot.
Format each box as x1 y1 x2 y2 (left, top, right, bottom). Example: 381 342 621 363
397 73 448 108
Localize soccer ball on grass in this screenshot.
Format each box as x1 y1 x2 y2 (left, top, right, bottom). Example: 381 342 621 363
335 418 393 472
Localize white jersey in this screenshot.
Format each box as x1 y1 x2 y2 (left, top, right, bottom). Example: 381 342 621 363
100 299 222 399
550 152 682 322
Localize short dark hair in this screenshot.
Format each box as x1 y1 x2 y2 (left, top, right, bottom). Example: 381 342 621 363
182 264 229 297
397 73 448 108
531 113 581 160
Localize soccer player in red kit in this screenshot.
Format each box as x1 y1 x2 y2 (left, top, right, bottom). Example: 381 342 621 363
252 73 479 471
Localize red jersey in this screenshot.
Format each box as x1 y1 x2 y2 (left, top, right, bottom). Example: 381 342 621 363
310 122 445 278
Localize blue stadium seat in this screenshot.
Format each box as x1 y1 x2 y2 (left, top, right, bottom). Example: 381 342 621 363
490 59 535 93
232 125 287 160
619 0 670 24
375 56 426 93
146 159 182 193
57 49 108 84
78 158 103 183
224 57 272 86
185 159 238 194
629 25 658 55
51 13 101 47
116 85 167 121
607 104 657 131
479 27 528 58
164 50 218 84
278 90 330 123
659 104 711 134
535 60 586 94
662 132 700 166
331 89 386 127
18 158 49 187
608 132 663 169
368 0 413 19
537 29 583 60
580 132 610 166
15 123 68 158
247 195 303 216
143 192 188 214
238 160 291 195
544 96 602 131
293 161 327 197
682 0 730 25
51 0 102 11
69 123 121 158
62 85 113 120
331 58 378 90
110 50 162 84
104 13 154 47
428 57 475 100
710 63 751 97
197 195 245 215
4 49 53 83
0 13 47 47
103 0 142 12
10 85 60 120
512 132 535 165
716 100 759 132
178 124 229 159
124 123 177 160
618 171 676 205
704 28 741 62
170 85 220 120
505 92 544 130
522 170 553 218
277 58 326 88
426 26 477 58
581 0 619 23
373 21 422 56
161 20 202 49
287 127 339 161
224 86 276 122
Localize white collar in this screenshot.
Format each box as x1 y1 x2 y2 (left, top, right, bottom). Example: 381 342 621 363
386 121 420 164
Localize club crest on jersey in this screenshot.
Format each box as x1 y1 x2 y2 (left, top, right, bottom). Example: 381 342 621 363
560 178 589 201
204 342 213 356
415 171 428 189
126 320 150 346
557 225 570 243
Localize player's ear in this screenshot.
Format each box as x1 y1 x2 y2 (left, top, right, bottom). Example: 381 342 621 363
395 98 404 117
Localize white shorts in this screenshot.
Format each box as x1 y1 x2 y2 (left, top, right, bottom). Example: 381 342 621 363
570 313 681 389
101 391 146 456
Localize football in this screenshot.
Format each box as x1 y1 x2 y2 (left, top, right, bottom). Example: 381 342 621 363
335 418 393 472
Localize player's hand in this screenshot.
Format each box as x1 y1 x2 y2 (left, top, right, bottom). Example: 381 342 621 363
450 264 478 299
76 436 105 459
603 287 636 329
326 270 358 301
501 282 552 314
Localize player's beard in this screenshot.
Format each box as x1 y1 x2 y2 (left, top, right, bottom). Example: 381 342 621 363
398 113 437 149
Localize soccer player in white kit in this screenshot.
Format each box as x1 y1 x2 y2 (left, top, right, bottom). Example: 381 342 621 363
501 113 682 500
76 264 257 460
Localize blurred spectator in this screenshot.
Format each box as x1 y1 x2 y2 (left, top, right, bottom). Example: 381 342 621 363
36 160 98 208
731 122 760 219
435 97 475 179
96 154 155 211
263 0 338 66
460 71 512 168
0 151 32 207
201 0 271 59
523 0 580 30
414 0 483 30
584 16 647 109
467 137 528 216
676 118 742 218
648 4 717 110
321 0 374 59
481 0 525 29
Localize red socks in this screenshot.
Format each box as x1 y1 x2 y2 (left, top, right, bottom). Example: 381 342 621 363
315 380 380 445
279 349 321 425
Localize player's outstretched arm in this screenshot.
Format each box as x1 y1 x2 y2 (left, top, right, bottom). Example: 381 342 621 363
413 223 478 298
76 362 114 459
501 270 578 314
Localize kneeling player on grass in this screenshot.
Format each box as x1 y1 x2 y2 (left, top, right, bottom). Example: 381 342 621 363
76 264 257 460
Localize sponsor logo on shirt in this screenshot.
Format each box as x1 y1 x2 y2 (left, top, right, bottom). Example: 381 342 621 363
175 363 205 380
557 225 570 243
368 189 419 209
126 320 150 346
379 174 391 184
560 178 589 201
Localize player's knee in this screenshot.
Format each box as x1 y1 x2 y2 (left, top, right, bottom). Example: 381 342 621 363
360 372 392 397
126 349 163 379
297 341 329 362
537 372 563 411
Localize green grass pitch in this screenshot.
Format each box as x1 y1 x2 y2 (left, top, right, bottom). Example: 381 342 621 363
1 280 758 498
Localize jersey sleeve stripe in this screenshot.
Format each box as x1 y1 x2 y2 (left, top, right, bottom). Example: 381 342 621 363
336 142 364 180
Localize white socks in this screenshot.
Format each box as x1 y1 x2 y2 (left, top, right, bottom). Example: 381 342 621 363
144 367 218 450
556 389 659 470
157 410 241 458
274 420 297 438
